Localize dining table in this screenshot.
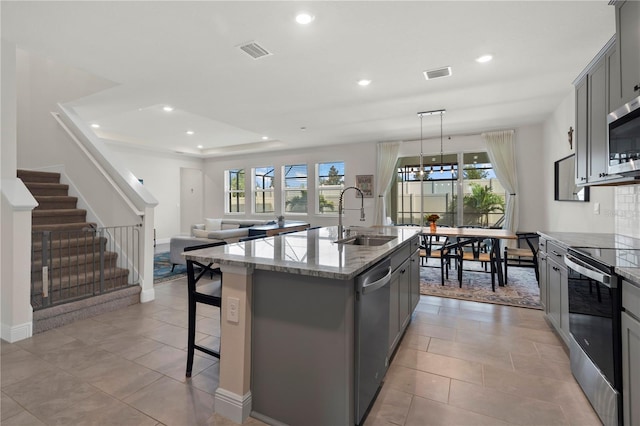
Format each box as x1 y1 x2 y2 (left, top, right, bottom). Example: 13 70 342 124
420 226 517 288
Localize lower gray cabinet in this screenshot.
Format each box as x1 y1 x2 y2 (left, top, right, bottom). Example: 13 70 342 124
388 236 420 356
622 279 640 426
622 311 639 426
545 240 569 347
538 251 548 312
410 248 420 313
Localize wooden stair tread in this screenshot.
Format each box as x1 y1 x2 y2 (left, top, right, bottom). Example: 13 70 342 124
32 222 96 232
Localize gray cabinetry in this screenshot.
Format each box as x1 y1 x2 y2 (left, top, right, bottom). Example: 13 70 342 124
574 37 634 186
615 0 640 107
575 76 589 184
622 279 640 426
410 248 420 313
588 55 609 183
538 249 548 312
389 236 420 356
545 241 570 346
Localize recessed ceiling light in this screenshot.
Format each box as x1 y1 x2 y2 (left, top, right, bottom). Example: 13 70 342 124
197 145 204 149
262 136 269 140
186 130 194 135
296 13 315 25
476 54 493 63
163 105 174 112
357 79 371 86
91 124 100 129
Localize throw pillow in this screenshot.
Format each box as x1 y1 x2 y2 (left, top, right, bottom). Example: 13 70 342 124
205 218 222 231
193 229 210 238
222 223 240 230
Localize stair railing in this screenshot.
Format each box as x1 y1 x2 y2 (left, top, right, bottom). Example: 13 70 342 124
31 224 141 310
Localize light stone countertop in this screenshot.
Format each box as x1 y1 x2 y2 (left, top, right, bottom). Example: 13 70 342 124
538 231 640 284
182 226 420 280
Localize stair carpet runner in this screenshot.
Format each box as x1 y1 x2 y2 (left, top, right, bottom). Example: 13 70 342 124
18 169 130 308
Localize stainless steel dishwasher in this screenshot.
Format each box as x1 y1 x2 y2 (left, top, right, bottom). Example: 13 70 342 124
354 259 392 425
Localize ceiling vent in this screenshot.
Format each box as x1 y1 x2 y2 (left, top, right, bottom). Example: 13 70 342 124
423 66 452 80
238 41 272 60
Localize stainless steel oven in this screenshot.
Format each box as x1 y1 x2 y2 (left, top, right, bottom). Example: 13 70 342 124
565 248 622 426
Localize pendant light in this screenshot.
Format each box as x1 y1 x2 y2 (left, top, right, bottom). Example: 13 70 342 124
439 111 444 173
417 108 446 226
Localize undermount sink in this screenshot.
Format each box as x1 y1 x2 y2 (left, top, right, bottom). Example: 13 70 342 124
336 234 397 246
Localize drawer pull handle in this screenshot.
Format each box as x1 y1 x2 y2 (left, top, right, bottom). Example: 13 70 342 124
552 250 562 257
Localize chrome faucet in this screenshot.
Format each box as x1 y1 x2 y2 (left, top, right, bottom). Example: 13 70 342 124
338 186 366 238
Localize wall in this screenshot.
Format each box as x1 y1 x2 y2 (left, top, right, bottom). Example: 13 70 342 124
106 144 204 242
202 142 378 229
16 50 143 227
542 90 616 233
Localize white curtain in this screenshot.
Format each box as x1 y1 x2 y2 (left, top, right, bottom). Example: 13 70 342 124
483 130 518 243
374 141 401 226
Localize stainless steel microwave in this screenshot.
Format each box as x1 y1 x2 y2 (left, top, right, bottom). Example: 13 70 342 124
608 95 640 176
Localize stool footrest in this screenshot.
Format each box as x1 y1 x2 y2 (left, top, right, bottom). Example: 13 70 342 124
194 344 220 359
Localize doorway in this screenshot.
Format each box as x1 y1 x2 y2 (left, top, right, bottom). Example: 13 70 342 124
180 168 203 235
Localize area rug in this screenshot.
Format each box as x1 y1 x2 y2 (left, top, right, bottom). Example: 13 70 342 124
154 252 187 284
419 259 541 310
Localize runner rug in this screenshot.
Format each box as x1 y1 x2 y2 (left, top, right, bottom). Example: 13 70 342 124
154 252 187 284
419 258 541 310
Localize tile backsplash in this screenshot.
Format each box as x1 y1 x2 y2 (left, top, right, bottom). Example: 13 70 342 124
615 184 640 239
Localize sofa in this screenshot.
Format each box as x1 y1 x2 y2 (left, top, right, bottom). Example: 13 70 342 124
169 218 272 269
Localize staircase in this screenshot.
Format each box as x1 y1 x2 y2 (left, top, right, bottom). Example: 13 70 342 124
18 170 137 330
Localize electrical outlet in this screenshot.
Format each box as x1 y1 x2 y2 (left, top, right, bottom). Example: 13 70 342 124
227 297 240 323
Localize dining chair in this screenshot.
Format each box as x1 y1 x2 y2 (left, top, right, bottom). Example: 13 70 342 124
504 232 539 284
184 241 227 377
420 233 461 286
455 235 498 291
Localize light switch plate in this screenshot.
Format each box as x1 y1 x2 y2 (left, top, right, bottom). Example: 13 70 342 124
227 297 240 323
594 202 600 215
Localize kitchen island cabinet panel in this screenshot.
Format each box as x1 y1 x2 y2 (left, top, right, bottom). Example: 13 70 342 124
251 270 355 426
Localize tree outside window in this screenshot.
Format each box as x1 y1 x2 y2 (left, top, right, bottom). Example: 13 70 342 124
317 162 344 214
284 164 308 213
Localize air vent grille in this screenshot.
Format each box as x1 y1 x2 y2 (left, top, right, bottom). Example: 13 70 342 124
423 66 452 80
238 42 272 59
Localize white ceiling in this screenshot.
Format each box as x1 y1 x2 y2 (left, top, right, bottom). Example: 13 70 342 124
2 1 615 157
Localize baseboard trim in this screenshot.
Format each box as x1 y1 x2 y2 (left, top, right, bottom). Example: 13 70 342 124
214 388 252 424
140 287 155 303
1 321 33 343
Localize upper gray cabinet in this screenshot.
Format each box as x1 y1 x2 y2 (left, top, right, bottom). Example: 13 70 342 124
574 37 635 186
614 0 640 108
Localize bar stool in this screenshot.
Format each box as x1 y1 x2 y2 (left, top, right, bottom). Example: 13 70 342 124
184 241 227 377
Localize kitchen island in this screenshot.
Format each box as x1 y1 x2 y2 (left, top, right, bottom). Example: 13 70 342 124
183 226 421 425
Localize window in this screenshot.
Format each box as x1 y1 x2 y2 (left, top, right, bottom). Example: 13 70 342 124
225 168 245 213
317 161 344 214
283 164 308 213
395 154 458 226
461 153 505 227
393 152 505 227
253 166 275 213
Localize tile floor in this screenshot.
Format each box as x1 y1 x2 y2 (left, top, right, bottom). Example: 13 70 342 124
1 277 601 426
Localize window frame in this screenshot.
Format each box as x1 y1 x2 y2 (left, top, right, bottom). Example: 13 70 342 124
252 166 275 215
225 168 246 214
316 161 345 216
282 164 309 215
